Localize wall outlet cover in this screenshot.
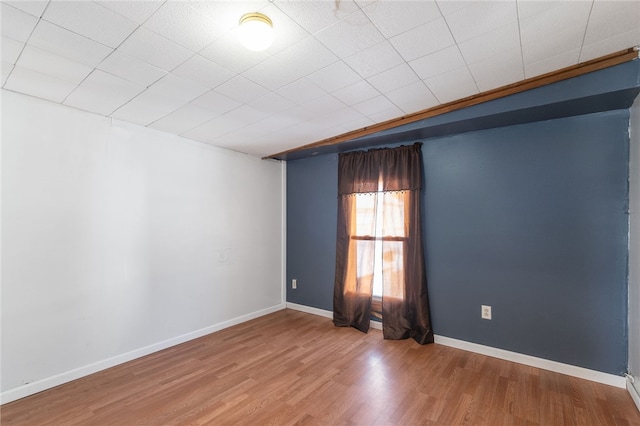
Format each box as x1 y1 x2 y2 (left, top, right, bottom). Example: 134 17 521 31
482 305 492 320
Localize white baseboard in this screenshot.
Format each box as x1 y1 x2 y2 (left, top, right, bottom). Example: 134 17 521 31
285 302 626 388
286 302 333 319
1 303 286 405
628 377 640 412
435 335 626 388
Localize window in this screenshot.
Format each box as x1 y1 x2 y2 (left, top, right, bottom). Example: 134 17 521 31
333 143 433 344
352 179 406 301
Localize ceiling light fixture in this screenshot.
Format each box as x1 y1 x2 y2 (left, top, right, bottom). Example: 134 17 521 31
238 12 274 52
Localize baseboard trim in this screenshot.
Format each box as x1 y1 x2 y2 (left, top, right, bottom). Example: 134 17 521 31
628 377 640 412
435 335 626 388
1 303 286 405
285 302 625 388
286 302 332 319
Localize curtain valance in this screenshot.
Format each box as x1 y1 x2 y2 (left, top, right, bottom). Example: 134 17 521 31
337 143 423 195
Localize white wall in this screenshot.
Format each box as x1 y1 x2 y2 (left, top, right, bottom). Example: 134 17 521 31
629 94 640 403
1 90 284 402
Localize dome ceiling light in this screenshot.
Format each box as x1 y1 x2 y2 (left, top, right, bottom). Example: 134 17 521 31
238 12 274 52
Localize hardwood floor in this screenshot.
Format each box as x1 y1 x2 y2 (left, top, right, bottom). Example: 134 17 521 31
2 309 639 425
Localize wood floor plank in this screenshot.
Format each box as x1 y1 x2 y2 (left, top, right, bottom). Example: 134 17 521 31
2 309 639 425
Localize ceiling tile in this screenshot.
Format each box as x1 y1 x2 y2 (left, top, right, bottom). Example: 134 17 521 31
273 0 360 34
3 1 48 18
188 1 271 34
424 66 478 104
584 1 640 45
317 105 367 128
97 51 166 87
191 90 241 115
2 3 39 43
524 49 579 79
214 75 269 104
458 23 520 65
142 2 224 52
28 20 113 67
248 92 296 115
468 48 524 92
64 70 145 115
522 24 585 65
367 104 405 124
182 113 247 143
516 0 564 20
223 105 271 127
242 37 338 90
149 103 215 134
386 80 438 114
42 2 137 48
4 65 77 102
172 54 234 89
409 45 466 81
352 94 401 118
389 18 455 62
522 1 591 37
248 113 298 134
307 61 362 93
256 3 309 54
336 112 374 132
276 78 326 105
110 91 185 126
297 121 340 142
17 45 94 85
519 1 591 49
332 80 380 106
144 73 210 104
436 1 473 16
362 0 441 38
366 63 419 94
445 1 517 43
343 40 404 79
297 93 347 117
266 124 321 152
95 1 163 25
314 10 384 59
199 31 269 74
211 126 270 150
279 104 317 122
118 27 193 71
2 61 13 86
580 29 640 63
2 36 24 65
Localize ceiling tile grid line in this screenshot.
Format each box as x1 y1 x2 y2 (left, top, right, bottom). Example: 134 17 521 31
429 0 480 103
1 0 639 157
514 0 526 84
577 1 596 63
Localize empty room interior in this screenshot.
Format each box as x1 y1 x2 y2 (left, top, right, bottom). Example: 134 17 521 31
2 0 640 424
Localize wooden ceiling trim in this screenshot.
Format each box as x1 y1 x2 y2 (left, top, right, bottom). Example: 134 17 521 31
265 47 639 161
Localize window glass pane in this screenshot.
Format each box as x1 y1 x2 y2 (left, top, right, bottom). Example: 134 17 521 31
382 191 405 237
354 193 376 236
352 189 407 300
383 240 404 300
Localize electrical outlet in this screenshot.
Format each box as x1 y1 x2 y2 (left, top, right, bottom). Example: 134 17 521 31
481 305 492 320
292 279 297 289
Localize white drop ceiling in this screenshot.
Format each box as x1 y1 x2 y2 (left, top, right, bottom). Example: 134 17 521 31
2 0 639 157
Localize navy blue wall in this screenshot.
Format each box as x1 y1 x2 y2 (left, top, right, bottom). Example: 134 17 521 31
287 110 630 375
287 153 338 311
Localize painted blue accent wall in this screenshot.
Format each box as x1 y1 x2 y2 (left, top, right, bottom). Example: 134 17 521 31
287 153 337 311
286 110 630 375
